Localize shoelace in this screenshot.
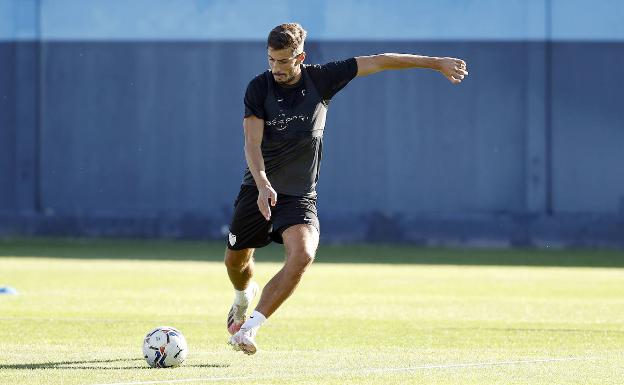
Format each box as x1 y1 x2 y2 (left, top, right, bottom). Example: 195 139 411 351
233 301 247 321
240 327 257 338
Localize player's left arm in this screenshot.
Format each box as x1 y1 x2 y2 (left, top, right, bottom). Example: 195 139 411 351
355 54 468 84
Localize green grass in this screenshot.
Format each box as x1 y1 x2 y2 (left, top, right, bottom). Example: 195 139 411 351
1 239 623 384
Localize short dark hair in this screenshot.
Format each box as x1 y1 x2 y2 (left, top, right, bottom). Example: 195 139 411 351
267 23 307 53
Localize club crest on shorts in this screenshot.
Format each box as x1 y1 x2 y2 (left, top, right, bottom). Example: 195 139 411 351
228 232 237 246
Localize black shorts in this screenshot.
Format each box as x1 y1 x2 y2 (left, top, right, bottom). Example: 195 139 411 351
227 185 320 250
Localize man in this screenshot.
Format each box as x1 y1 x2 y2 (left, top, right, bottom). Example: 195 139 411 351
225 23 468 355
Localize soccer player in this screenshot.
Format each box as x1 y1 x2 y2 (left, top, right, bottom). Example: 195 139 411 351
226 23 468 354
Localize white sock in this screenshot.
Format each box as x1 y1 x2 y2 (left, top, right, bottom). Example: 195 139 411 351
234 283 256 305
241 310 266 330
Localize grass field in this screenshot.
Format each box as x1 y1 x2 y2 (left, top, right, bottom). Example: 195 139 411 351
1 238 623 384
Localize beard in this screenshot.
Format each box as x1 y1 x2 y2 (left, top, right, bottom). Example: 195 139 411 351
272 70 297 85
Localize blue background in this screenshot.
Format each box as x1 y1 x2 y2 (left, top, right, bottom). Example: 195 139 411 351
1 0 623 246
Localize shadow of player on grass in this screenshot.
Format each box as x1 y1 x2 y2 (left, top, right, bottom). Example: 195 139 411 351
0 358 228 370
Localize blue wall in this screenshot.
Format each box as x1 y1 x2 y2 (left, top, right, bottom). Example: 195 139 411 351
551 42 624 214
2 0 623 41
0 43 15 211
1 0 623 246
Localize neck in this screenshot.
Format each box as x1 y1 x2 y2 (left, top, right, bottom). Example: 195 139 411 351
284 66 303 86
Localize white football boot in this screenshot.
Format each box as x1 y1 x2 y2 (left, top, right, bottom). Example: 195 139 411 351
228 326 258 355
227 281 259 335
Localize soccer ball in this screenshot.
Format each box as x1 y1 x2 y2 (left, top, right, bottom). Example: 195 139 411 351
142 326 188 368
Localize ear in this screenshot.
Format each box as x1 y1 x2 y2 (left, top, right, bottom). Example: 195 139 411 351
297 52 306 64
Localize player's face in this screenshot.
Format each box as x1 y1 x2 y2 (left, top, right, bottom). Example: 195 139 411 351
268 47 305 85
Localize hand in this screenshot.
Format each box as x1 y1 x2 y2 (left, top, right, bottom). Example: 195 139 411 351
257 184 277 221
437 57 468 84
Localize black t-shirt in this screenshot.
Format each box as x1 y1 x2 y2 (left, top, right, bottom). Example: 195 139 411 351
244 58 358 118
241 58 358 197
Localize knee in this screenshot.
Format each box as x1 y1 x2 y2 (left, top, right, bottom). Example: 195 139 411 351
286 248 315 273
224 249 253 271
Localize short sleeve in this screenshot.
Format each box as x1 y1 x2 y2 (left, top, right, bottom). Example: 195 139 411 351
244 74 268 119
307 58 358 101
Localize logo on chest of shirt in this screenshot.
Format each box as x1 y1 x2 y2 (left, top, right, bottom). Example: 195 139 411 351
266 111 310 131
276 88 305 104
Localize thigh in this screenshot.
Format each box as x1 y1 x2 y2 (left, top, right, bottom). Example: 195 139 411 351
224 247 255 266
282 224 319 262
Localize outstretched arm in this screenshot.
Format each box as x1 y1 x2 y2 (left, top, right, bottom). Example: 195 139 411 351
355 54 468 84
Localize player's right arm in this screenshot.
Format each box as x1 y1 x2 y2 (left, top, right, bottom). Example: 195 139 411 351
243 115 277 221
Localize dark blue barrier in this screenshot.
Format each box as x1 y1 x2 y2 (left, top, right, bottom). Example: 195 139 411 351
1 41 623 247
0 42 16 211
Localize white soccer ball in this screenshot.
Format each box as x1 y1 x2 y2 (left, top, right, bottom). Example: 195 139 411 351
142 326 188 368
